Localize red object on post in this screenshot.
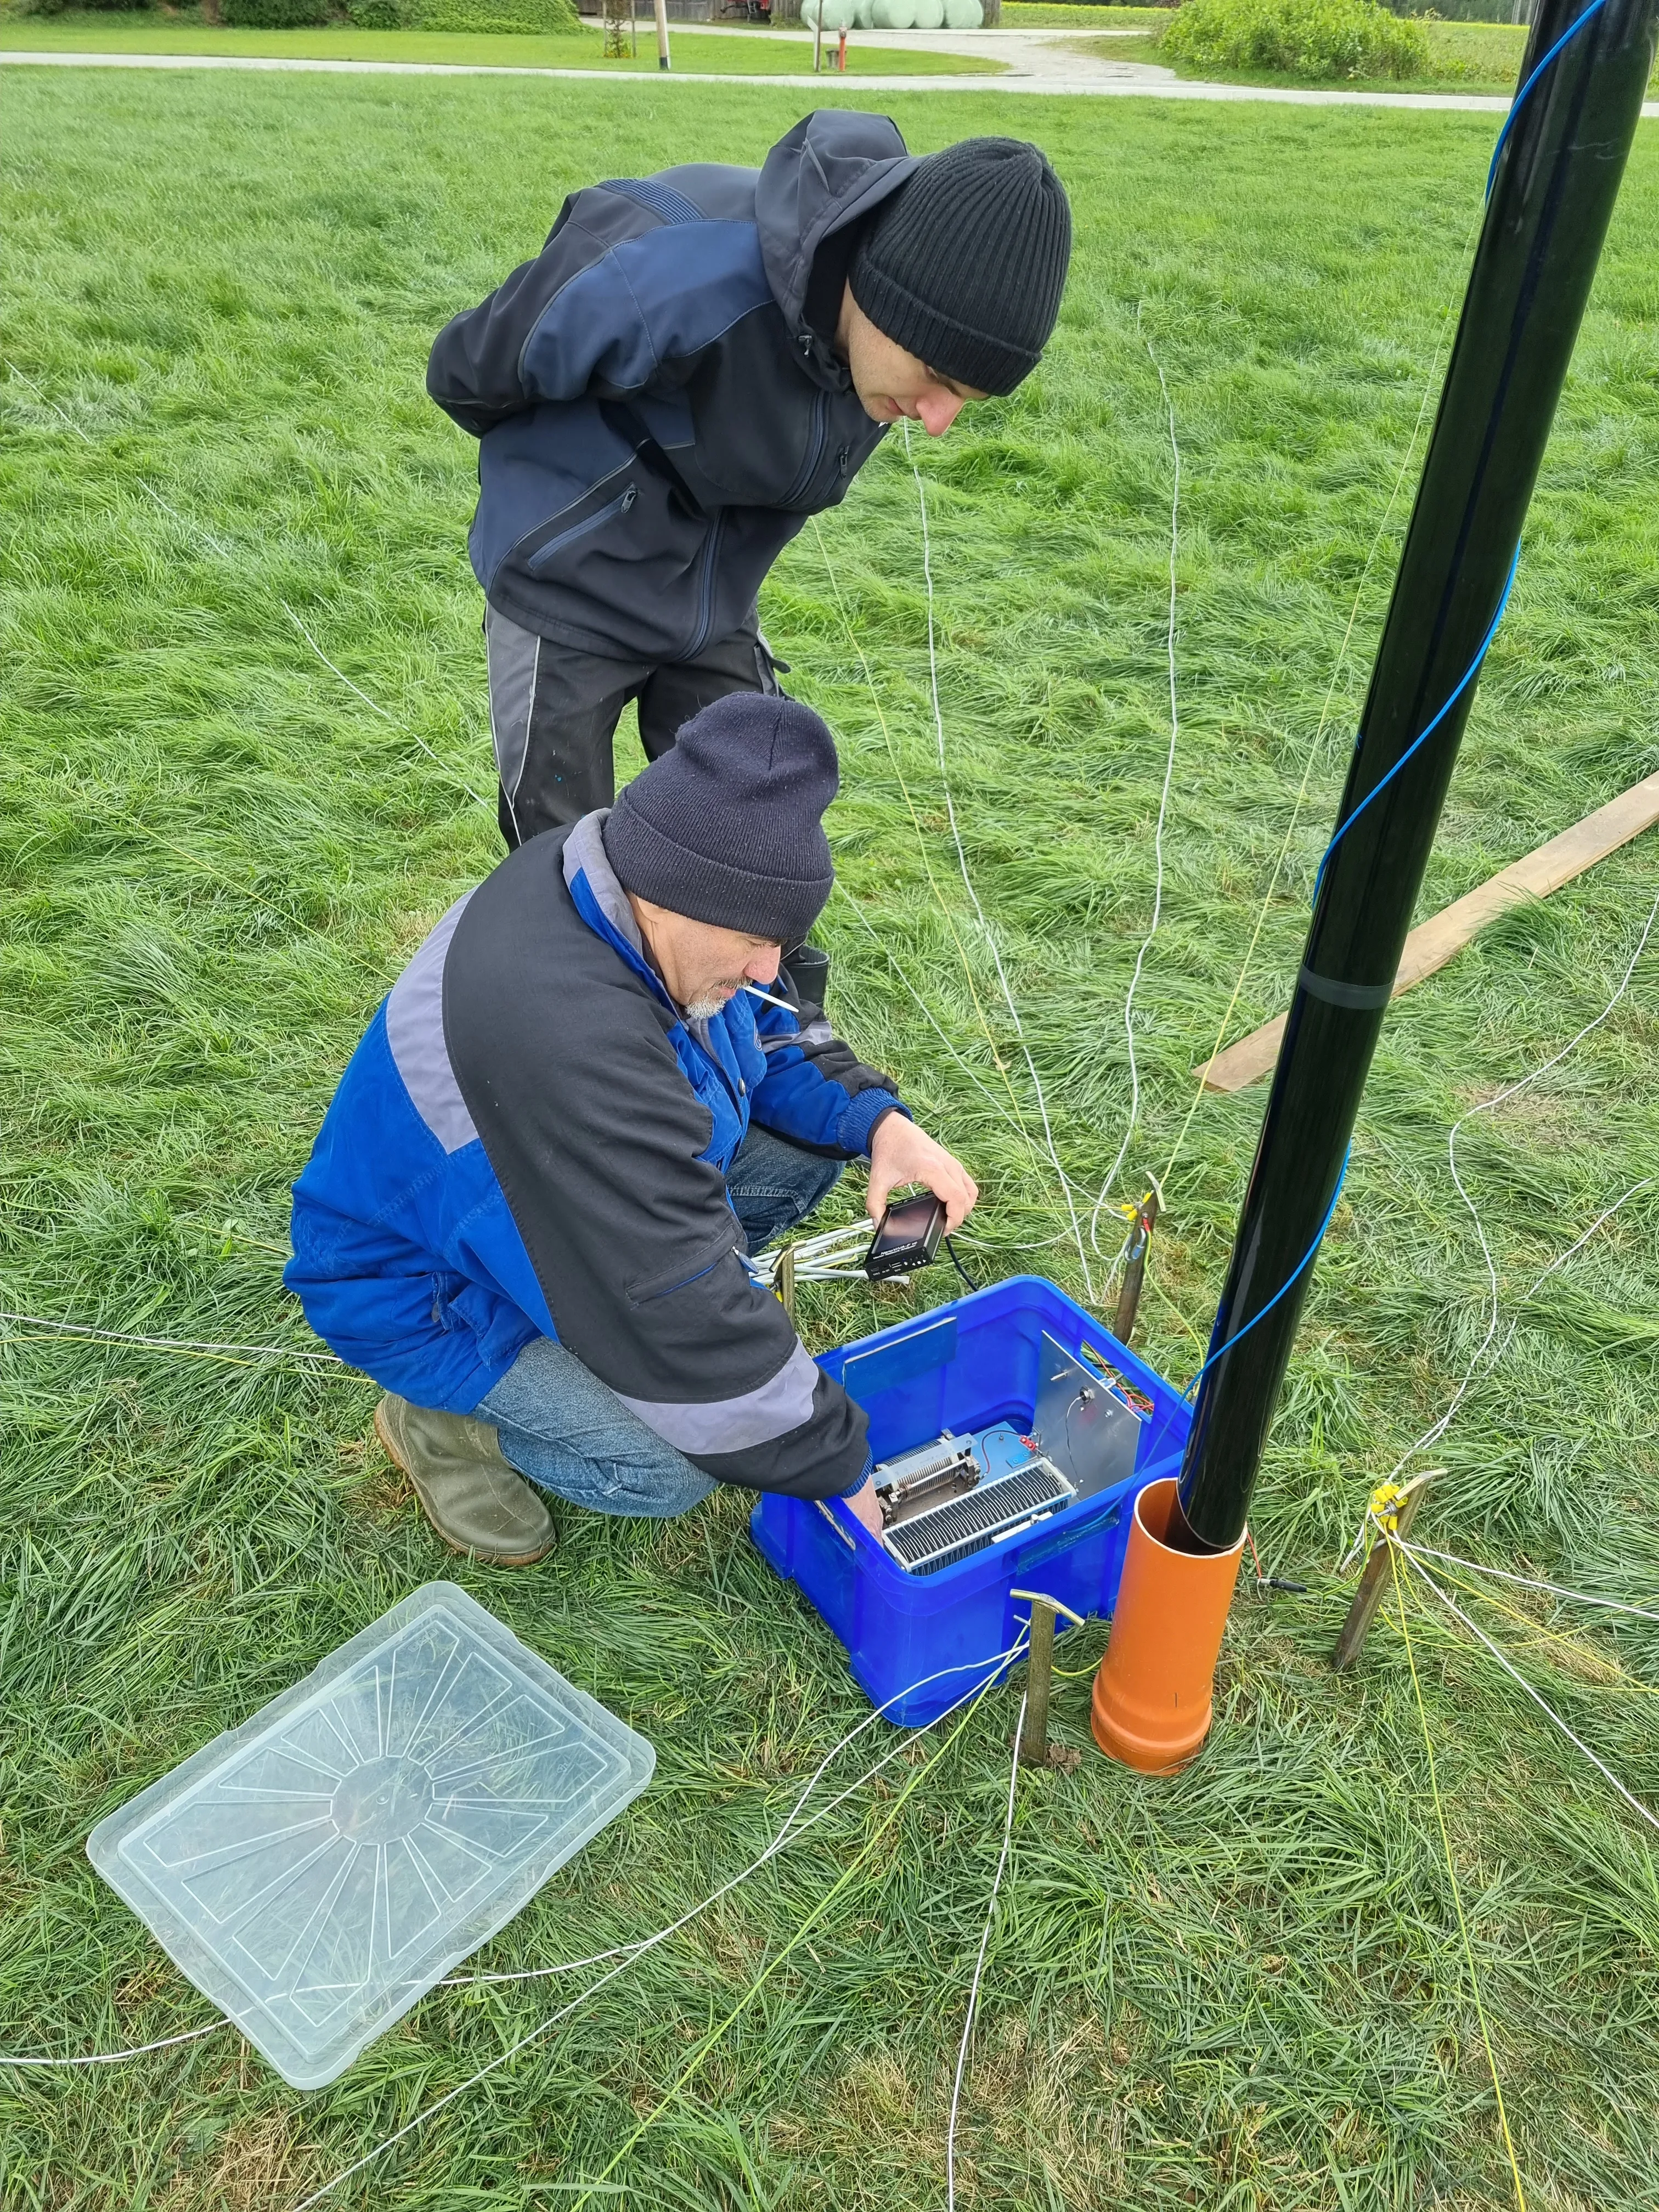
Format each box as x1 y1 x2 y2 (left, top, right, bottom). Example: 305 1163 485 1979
837 25 847 66
1090 1477 1245 1773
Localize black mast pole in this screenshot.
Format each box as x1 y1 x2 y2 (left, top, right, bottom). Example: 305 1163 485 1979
1176 0 1659 1554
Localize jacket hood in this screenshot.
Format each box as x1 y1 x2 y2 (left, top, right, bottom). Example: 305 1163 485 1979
757 111 918 372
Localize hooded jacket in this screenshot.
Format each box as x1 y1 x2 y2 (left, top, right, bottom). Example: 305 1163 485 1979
426 110 917 658
285 815 906 1502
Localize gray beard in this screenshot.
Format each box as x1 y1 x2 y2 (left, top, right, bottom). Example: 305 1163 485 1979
682 990 732 1022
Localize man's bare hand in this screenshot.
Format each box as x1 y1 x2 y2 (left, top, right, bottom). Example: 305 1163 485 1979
842 1476 885 1537
867 1114 979 1235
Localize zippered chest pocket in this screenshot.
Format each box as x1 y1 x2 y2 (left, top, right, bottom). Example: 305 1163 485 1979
526 483 637 574
780 392 830 510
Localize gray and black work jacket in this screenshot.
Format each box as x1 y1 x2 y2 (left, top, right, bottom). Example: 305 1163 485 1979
287 817 905 1500
426 109 917 659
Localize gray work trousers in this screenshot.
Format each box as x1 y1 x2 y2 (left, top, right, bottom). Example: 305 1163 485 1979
484 604 784 850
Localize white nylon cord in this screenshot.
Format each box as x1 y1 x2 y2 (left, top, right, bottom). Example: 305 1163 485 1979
278 602 493 812
1401 1545 1659 1839
1379 895 1659 1496
441 1639 1029 1993
945 1690 1024 2212
1338 1174 1656 1572
1088 307 1183 1257
0 1645 1024 2074
2 359 492 812
904 422 1094 1299
1400 1539 1659 1626
0 2022 225 2070
291 1642 1026 2209
0 1307 342 1369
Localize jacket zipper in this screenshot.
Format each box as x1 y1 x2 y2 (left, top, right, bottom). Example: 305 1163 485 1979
682 508 726 662
526 482 636 574
781 388 831 507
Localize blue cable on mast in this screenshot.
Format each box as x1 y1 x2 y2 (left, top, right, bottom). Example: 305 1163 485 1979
1488 0 1612 195
1183 1146 1353 1401
1186 4 1607 1412
1310 0 1611 906
1313 540 1521 902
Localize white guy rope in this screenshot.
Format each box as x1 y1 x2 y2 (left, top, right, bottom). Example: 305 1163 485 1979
903 422 1095 1300
830 887 1132 1257
2 360 491 812
440 1638 1031 1991
290 1641 1025 2209
1338 1173 1655 1571
0 1307 342 1368
1400 1539 1659 1627
831 884 1094 1223
945 1690 1025 2212
1380 895 1659 1495
277 602 494 812
0 2022 226 2069
1 1641 1027 2071
1400 1544 1659 1839
1088 306 1183 1259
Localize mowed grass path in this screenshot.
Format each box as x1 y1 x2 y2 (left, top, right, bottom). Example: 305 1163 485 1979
0 12 1006 73
5 69 1659 2212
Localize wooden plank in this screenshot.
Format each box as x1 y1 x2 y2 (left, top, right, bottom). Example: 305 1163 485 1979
1196 771 1659 1094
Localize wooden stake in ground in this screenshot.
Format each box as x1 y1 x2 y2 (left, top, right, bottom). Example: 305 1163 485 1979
1111 1187 1160 1346
1198 771 1659 1093
1011 1590 1088 1767
1331 1471 1440 1669
1017 1598 1056 1765
653 0 670 69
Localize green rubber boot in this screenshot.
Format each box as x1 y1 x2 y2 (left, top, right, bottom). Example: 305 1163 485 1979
374 1393 555 1567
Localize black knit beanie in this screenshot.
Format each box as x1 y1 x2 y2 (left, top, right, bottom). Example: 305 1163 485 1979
850 138 1072 398
602 693 838 945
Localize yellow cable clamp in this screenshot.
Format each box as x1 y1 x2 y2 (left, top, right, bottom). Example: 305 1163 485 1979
1367 1480 1407 1535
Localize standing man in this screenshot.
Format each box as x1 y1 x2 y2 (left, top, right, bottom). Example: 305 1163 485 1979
428 113 1072 850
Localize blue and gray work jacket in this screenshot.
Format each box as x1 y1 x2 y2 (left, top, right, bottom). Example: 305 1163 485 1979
426 109 918 659
285 816 906 1500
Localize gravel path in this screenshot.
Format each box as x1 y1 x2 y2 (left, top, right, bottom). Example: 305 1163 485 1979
5 27 1655 113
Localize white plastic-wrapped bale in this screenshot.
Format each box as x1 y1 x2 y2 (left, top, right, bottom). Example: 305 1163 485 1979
911 0 945 22
803 0 856 25
852 0 874 23
871 0 916 23
941 0 982 24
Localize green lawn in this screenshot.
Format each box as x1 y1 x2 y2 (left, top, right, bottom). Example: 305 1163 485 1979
1077 16 1532 92
0 8 1005 71
1000 1 1170 22
5 64 1659 2212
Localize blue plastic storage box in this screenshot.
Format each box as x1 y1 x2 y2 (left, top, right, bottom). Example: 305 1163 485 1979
749 1275 1193 1726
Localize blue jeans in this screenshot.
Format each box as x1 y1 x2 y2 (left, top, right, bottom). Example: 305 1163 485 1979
476 1128 843 1519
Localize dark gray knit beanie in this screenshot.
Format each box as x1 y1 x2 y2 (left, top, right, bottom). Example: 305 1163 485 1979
602 692 838 944
850 138 1072 398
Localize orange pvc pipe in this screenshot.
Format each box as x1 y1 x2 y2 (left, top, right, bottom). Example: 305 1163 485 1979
1091 1476 1245 1773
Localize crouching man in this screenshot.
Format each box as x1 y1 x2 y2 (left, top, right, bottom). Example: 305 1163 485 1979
286 694 977 1565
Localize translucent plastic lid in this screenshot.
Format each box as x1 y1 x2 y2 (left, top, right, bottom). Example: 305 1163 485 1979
88 1582 654 2088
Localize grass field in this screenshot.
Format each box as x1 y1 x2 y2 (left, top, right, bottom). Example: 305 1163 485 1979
5 63 1659 2212
1000 2 1172 25
0 9 1004 71
1080 17 1533 93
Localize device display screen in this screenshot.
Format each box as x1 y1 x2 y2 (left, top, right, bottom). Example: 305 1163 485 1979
865 1194 946 1278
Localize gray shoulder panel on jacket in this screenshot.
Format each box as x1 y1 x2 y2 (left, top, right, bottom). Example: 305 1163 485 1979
386 893 479 1154
617 1338 821 1455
